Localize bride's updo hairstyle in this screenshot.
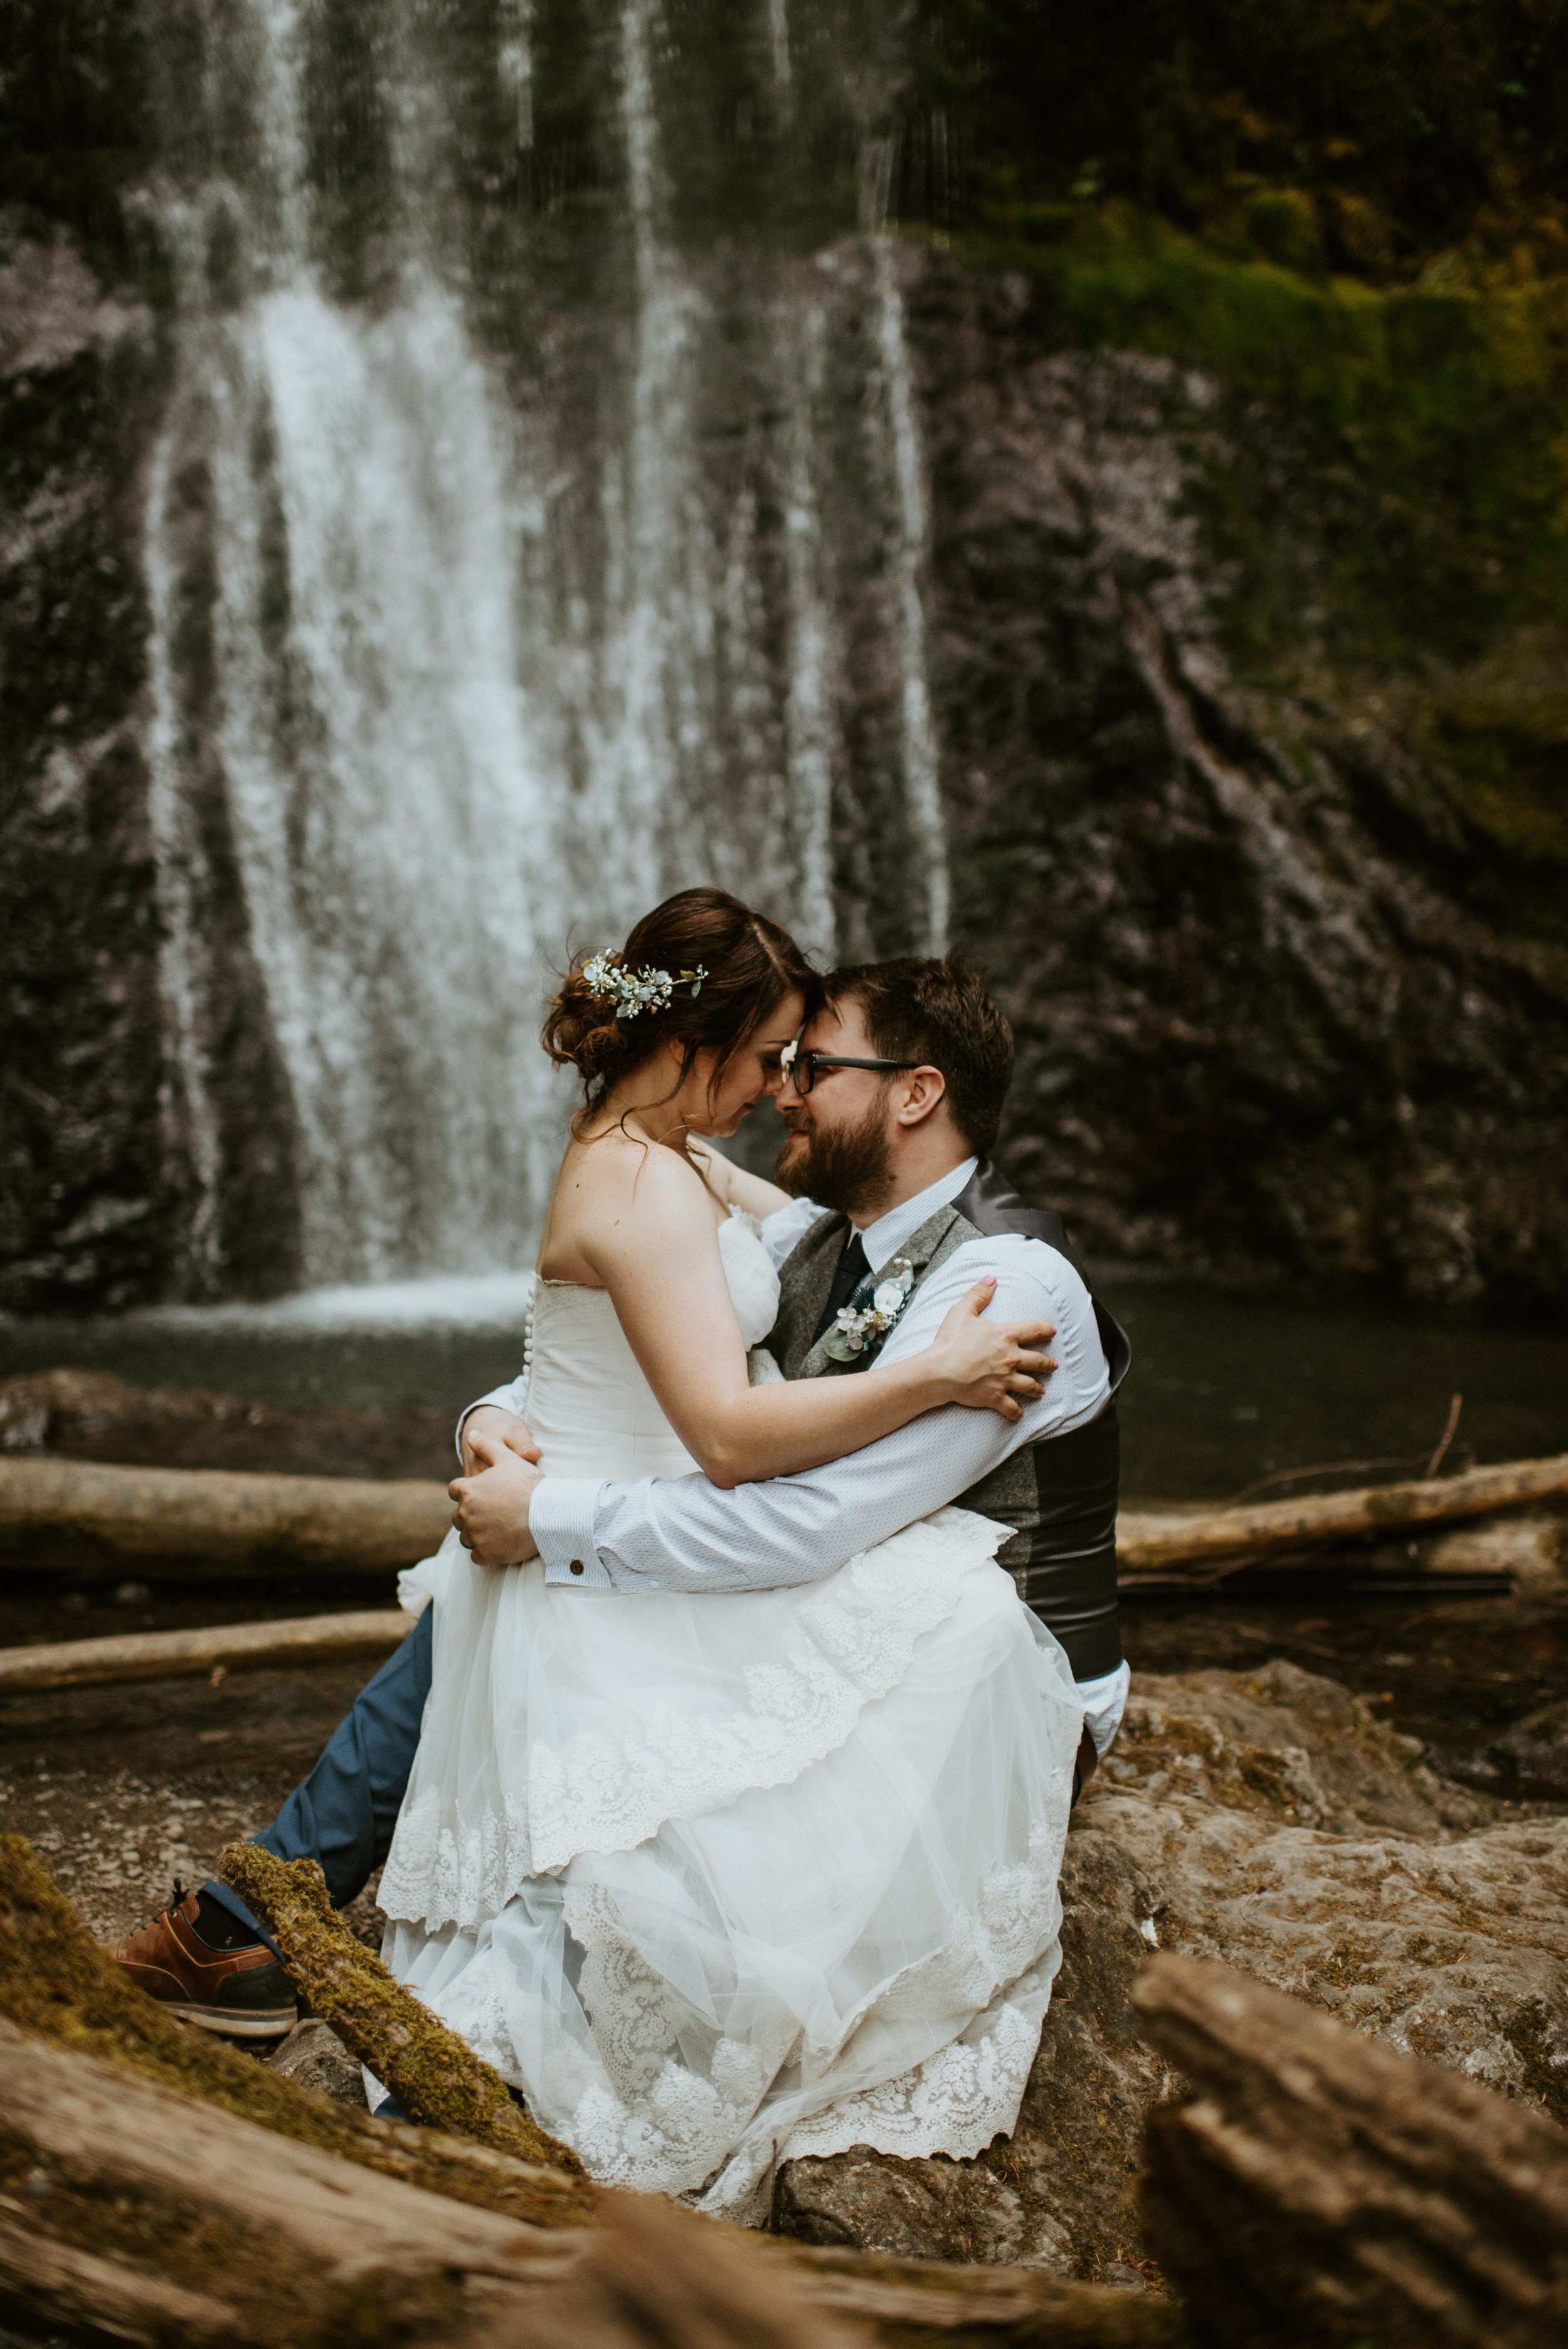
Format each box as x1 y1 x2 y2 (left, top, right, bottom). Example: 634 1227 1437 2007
543 888 815 1131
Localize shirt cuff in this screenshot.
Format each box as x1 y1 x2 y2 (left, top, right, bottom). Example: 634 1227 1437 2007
532 1477 613 1588
1074 1659 1131 1756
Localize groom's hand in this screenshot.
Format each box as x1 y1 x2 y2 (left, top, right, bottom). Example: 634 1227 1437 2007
450 1433 543 1565
460 1405 541 1478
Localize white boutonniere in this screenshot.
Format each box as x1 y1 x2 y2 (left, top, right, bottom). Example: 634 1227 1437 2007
822 1258 915 1362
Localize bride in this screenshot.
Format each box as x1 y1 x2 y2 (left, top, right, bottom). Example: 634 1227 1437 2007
375 889 1086 2219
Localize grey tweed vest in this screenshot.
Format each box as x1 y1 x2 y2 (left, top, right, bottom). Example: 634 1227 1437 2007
768 1162 1130 1679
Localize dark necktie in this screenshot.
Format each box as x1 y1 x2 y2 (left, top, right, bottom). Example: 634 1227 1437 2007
812 1231 871 1347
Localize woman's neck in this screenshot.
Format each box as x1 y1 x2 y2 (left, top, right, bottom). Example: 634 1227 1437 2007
588 1054 699 1152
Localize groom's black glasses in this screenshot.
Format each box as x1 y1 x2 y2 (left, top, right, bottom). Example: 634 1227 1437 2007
780 1040 923 1095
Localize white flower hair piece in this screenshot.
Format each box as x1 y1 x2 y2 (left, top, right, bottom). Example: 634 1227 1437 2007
581 952 709 1020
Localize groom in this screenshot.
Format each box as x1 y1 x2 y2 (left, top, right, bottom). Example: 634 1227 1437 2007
114 956 1130 2039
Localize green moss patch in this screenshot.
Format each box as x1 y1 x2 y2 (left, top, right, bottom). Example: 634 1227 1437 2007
0 1834 592 2229
220 1841 583 2174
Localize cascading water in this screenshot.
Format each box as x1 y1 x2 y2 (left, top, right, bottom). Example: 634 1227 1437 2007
140 0 950 1300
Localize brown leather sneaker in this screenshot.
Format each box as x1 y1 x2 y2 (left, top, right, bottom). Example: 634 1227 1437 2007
111 1892 297 2039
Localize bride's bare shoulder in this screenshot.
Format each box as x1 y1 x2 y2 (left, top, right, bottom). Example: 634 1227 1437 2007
541 1130 717 1283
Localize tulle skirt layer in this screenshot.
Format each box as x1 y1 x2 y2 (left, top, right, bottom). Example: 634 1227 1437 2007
378 1509 1082 2215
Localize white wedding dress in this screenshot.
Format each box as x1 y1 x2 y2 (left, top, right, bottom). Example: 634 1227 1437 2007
377 1210 1084 2219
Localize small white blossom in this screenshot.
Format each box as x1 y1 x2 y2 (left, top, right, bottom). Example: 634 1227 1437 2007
581 953 708 1020
824 1258 915 1362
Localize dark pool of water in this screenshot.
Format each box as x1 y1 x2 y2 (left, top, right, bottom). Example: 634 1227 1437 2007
1100 1274 1567 1500
3 1270 1562 1497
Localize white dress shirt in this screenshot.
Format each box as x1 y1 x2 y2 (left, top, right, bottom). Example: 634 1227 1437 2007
464 1159 1130 1752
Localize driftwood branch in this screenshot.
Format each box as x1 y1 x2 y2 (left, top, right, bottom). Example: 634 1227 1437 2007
1221 1393 1465 1505
1116 1451 1568 1576
218 1842 583 2173
1131 1953 1568 2348
3 1449 1560 1589
0 1608 411 1693
0 1455 451 1576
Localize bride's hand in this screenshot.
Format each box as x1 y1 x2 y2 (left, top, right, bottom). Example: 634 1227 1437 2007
927 1279 1057 1420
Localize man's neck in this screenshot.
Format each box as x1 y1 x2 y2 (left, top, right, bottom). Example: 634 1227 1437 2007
847 1144 975 1231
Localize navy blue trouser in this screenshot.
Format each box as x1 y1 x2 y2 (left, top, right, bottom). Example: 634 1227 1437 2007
203 1606 435 1952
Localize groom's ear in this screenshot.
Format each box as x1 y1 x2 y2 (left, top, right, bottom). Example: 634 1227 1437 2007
893 1065 947 1128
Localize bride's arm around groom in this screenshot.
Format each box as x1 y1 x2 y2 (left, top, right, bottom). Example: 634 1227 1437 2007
457 961 1130 1761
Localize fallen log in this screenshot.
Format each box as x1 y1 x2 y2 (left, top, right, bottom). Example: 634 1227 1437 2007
0 2017 585 2348
1116 1451 1568 1576
218 1842 582 2172
4 1450 1562 1589
0 1454 452 1576
0 1840 1181 2346
1132 1953 1568 2348
0 1606 412 1693
0 2023 1180 2348
0 1832 591 2231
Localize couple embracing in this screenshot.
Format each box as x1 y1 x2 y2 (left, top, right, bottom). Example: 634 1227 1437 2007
116 888 1130 2222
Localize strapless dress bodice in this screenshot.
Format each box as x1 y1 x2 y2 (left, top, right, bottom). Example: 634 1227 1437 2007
523 1207 780 1482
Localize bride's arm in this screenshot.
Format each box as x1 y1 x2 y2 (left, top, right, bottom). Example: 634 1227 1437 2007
686 1137 793 1221
585 1148 1053 1489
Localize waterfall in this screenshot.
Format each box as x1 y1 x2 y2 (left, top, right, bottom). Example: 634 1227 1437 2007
140 0 950 1298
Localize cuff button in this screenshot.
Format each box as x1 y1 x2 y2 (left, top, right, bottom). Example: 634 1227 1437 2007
569 1558 584 1576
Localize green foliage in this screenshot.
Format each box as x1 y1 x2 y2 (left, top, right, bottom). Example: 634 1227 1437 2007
948 201 1568 940
912 0 1568 282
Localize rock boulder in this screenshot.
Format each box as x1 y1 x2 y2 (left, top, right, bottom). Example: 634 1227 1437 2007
773 1661 1568 2278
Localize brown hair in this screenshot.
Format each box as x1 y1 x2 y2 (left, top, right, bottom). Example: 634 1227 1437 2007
544 889 817 1129
823 956 1014 1158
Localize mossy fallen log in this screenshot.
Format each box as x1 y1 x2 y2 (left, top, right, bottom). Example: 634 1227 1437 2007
0 2017 586 2348
0 2023 1182 2348
0 1455 451 1576
0 1833 591 2230
1133 1953 1568 2348
0 1606 413 1692
0 1837 1184 2346
219 1840 584 2173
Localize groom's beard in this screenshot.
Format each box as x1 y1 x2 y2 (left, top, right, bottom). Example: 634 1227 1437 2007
775 1101 894 1218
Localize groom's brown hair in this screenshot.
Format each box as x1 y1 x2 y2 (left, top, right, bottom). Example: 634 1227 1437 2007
824 957 1014 1158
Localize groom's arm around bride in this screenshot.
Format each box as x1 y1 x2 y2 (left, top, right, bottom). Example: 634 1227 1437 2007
457 958 1131 1760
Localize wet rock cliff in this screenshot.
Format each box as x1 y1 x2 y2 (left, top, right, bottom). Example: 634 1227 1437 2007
911 259 1568 1307
3 0 1566 1312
